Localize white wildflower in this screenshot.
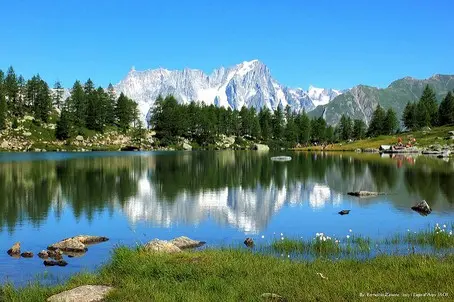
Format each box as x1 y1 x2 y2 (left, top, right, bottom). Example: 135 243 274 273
349 229 352 233
261 235 265 239
346 235 350 239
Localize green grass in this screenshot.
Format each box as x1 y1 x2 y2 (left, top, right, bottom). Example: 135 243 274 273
2 247 454 302
387 224 454 249
295 125 454 152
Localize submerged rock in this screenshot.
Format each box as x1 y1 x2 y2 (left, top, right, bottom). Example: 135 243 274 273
338 210 350 215
170 236 206 249
347 191 382 197
7 242 20 256
38 250 49 259
47 285 114 302
20 251 34 258
244 238 254 248
411 200 432 216
48 238 87 253
143 239 181 253
43 260 68 267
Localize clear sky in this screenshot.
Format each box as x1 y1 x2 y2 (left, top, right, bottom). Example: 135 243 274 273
1 0 453 90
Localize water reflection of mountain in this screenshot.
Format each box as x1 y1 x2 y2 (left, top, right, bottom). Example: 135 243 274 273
0 152 453 234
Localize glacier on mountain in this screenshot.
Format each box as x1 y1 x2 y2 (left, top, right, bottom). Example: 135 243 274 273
114 60 342 124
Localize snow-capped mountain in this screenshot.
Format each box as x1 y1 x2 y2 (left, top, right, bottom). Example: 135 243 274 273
114 60 342 123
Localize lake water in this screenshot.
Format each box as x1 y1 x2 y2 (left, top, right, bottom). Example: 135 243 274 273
0 151 453 286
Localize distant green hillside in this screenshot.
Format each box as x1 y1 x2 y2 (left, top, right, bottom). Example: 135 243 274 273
309 74 454 125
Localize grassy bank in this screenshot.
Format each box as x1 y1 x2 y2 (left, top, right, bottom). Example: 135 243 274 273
294 125 454 152
2 246 454 302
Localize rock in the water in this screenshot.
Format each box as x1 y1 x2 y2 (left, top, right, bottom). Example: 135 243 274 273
43 260 68 267
347 191 381 197
411 200 432 216
253 143 270 152
70 235 109 245
170 236 205 249
20 251 34 258
182 142 192 151
48 238 87 252
271 156 292 162
38 250 49 259
244 238 254 248
47 285 114 302
143 239 181 253
7 242 20 256
261 293 286 301
338 210 350 215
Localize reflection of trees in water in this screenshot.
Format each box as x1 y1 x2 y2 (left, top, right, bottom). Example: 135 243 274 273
0 152 453 233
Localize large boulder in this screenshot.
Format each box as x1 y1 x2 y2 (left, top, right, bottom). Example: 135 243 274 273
7 242 20 256
143 239 181 253
347 191 382 197
411 200 432 216
253 144 270 152
48 238 87 253
70 235 109 245
182 142 192 151
170 236 205 249
47 285 114 302
43 260 68 267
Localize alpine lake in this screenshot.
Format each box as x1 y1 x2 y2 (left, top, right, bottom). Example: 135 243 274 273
0 151 453 286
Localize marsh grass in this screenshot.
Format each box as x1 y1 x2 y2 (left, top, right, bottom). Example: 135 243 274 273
386 224 454 249
2 247 454 302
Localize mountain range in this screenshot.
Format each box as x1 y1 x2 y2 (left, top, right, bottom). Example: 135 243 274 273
113 60 341 123
58 60 454 126
308 74 454 125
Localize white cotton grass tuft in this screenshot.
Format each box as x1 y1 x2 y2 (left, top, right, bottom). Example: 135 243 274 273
346 235 350 239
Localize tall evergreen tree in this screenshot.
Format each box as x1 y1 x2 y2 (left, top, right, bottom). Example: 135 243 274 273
0 71 6 130
352 119 366 140
367 104 386 137
116 92 136 132
4 66 18 112
258 107 272 141
284 106 298 144
35 78 52 122
402 102 417 130
310 117 327 143
419 85 438 126
416 101 430 129
296 110 311 144
105 83 117 126
272 106 284 139
68 81 86 127
55 107 71 140
383 108 399 135
53 81 64 110
338 114 353 141
438 91 454 125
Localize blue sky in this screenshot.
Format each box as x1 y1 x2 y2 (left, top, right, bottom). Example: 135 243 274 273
1 0 453 90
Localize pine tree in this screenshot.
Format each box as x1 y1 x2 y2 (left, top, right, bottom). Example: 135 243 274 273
53 81 64 110
16 75 26 117
258 107 272 141
419 85 438 126
338 115 353 141
67 81 86 127
383 108 399 135
35 78 52 122
56 107 71 140
438 91 454 125
284 106 298 144
0 71 6 130
310 117 326 143
116 92 135 132
250 107 261 139
4 66 19 112
416 101 430 129
296 110 311 144
105 84 117 126
402 102 417 130
367 104 386 137
352 119 366 140
272 106 284 139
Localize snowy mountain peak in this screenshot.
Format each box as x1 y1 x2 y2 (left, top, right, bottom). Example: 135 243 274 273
114 61 343 124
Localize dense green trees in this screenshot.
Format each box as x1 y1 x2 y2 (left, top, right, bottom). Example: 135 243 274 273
438 91 454 125
402 85 454 130
0 71 6 130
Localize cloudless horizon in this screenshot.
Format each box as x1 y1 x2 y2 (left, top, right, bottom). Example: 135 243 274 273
1 0 453 90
